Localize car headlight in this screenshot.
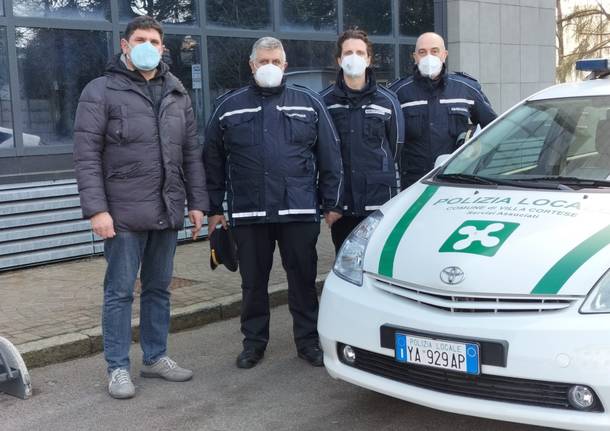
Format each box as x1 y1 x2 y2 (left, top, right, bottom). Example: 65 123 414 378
580 269 610 314
333 210 383 286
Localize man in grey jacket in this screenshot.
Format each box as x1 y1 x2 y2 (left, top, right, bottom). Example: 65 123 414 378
73 16 209 399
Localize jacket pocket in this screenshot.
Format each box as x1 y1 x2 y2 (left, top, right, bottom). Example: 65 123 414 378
105 161 142 180
106 104 128 145
222 112 256 147
281 176 317 215
166 110 186 146
329 110 349 140
365 172 397 211
363 112 387 145
283 111 317 146
447 105 470 140
229 178 264 218
404 106 425 140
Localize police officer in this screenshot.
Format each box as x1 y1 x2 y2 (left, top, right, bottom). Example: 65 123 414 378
390 32 497 188
204 37 343 369
321 29 403 252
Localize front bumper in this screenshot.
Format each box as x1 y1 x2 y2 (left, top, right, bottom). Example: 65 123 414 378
318 271 610 431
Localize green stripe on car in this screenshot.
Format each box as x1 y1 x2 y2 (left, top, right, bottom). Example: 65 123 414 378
532 224 610 294
378 186 439 277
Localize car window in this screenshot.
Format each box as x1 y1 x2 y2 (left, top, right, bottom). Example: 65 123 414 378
441 96 610 182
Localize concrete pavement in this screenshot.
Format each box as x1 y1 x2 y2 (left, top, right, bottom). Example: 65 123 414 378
0 226 335 368
0 305 554 431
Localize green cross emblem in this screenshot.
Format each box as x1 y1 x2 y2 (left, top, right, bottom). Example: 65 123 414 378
439 220 520 257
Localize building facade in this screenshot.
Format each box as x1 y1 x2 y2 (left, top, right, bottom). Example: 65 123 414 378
0 0 444 185
0 0 558 270
447 0 556 113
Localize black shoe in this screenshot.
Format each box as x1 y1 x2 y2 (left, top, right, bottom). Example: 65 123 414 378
297 345 324 367
236 348 265 369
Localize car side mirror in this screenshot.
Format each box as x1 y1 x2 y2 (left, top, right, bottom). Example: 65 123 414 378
434 154 452 169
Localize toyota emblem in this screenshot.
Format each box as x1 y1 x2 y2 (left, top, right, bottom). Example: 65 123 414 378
440 266 465 285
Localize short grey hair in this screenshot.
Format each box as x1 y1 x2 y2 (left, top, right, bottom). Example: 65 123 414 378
250 37 286 63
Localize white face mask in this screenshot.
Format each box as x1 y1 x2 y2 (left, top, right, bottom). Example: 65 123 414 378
417 54 443 79
340 54 368 78
254 64 284 88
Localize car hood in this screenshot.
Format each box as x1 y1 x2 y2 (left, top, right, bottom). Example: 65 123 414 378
365 183 610 296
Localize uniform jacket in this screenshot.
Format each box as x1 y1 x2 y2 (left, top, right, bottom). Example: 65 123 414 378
321 69 403 216
73 54 209 231
390 65 497 187
203 81 343 226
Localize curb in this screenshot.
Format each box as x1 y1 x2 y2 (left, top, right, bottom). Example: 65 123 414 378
17 276 327 369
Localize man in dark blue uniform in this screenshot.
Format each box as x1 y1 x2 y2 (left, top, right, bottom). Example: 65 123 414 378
390 32 497 188
204 37 343 369
321 29 403 252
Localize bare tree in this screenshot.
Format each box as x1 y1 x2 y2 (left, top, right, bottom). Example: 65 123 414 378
556 0 610 82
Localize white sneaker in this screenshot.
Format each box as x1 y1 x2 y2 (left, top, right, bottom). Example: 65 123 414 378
141 356 193 382
108 368 135 399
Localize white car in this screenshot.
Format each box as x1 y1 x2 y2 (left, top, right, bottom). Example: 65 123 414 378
318 59 610 431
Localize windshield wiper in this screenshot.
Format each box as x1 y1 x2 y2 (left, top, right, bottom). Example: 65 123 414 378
435 173 499 186
520 176 610 189
435 173 566 189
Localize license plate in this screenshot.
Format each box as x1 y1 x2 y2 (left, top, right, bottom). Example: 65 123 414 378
394 333 480 375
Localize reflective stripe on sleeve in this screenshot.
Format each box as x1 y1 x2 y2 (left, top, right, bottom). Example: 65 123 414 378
400 100 428 108
439 98 475 105
362 104 391 115
277 209 317 215
232 211 267 218
219 106 262 121
327 104 350 110
276 105 316 112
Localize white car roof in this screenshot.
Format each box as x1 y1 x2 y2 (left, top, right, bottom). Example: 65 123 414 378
528 76 610 101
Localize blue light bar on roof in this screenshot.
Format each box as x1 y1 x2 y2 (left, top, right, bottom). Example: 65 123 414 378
576 58 609 72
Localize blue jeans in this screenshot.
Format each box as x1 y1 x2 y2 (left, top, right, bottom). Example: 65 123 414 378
102 229 178 373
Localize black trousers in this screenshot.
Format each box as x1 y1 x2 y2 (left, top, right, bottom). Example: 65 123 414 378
232 222 320 351
330 216 365 254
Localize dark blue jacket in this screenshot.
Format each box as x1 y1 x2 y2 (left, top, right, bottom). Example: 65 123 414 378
203 81 343 226
321 69 403 216
389 66 497 187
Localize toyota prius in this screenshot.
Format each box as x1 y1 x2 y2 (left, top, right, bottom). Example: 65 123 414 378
318 59 610 431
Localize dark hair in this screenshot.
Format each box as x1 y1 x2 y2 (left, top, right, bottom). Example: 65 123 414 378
335 28 373 60
124 15 164 41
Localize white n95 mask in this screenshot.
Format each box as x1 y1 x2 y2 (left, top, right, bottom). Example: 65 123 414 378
254 64 284 88
341 54 368 78
417 54 443 79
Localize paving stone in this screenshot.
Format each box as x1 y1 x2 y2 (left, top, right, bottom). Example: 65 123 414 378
0 227 335 368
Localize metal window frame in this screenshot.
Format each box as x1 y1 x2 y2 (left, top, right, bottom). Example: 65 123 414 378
0 0 447 177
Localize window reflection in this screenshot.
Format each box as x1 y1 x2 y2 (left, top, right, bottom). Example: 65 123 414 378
399 44 416 78
17 28 111 147
280 0 337 33
371 44 395 85
207 37 255 101
283 40 335 91
120 0 196 24
163 35 204 135
0 28 12 150
206 0 271 30
13 0 110 20
399 0 434 37
344 0 391 35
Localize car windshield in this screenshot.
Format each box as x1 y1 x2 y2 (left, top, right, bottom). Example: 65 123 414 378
438 96 610 189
